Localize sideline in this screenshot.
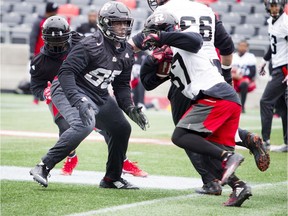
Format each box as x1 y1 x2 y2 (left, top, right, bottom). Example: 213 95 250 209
0 130 173 145
1 129 281 151
66 181 288 216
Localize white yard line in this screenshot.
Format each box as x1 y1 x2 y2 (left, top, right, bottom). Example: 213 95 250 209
0 166 203 190
66 181 288 216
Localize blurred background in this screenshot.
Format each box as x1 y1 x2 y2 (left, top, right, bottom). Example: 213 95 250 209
0 0 284 109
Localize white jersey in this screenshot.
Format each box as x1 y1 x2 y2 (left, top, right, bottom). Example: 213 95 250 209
267 13 288 68
155 0 219 60
170 46 225 100
232 52 257 77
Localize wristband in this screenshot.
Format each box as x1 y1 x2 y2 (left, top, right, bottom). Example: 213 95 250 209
221 65 232 70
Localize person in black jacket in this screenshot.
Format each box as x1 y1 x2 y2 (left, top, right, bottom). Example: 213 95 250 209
29 2 148 189
76 8 98 37
30 16 83 176
28 1 58 104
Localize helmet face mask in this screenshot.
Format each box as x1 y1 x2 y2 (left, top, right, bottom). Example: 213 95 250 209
97 2 134 43
265 0 284 20
143 12 179 36
42 16 71 54
147 0 169 11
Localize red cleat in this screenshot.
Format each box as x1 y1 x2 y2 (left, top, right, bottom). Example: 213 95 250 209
61 155 78 175
122 159 148 177
33 98 39 105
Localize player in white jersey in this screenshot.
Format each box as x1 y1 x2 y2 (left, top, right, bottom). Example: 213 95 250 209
141 10 252 207
259 0 288 152
131 0 270 194
143 0 269 165
231 40 257 113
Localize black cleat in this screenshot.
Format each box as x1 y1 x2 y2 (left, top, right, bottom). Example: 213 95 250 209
99 178 139 189
221 153 244 186
195 179 222 195
29 164 50 188
246 133 270 171
223 183 252 207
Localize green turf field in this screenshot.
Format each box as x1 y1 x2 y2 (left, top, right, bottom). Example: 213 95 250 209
1 93 287 216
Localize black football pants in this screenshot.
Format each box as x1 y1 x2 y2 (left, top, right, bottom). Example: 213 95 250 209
43 80 131 181
260 66 287 144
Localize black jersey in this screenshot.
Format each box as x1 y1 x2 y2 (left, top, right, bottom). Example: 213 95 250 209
58 30 135 112
30 31 84 101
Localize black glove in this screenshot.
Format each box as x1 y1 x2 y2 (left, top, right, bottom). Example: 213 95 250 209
75 97 95 126
221 66 233 86
127 106 149 130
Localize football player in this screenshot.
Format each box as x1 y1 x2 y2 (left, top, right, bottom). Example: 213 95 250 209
128 0 269 200
30 2 149 189
259 0 288 152
30 15 148 177
141 10 252 207
30 16 82 176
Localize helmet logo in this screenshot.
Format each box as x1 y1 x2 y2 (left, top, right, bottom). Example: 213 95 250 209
154 13 165 23
102 2 112 11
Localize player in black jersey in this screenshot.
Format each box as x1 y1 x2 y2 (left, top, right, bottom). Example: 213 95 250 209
30 16 83 176
30 2 148 189
30 15 148 177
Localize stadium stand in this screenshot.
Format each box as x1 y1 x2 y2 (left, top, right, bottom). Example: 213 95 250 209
230 2 253 15
10 24 30 44
70 0 91 7
0 0 272 56
233 24 256 39
12 2 34 15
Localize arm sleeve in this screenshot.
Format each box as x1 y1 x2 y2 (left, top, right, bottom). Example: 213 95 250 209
112 66 135 112
132 32 146 51
140 56 169 91
247 65 256 79
214 19 235 55
58 43 90 106
30 67 47 101
263 46 272 61
159 31 203 53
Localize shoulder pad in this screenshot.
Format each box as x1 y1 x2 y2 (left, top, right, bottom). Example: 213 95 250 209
81 32 104 57
70 31 84 46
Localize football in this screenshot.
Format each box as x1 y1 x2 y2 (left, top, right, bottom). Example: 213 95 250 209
156 61 172 78
152 45 173 78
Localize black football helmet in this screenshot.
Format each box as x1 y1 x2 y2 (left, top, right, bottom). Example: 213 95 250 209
143 11 179 36
147 0 169 11
97 1 134 43
42 16 71 54
265 0 285 20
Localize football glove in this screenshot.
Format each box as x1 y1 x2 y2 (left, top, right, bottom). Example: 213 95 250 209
142 33 161 50
127 106 149 130
152 45 173 64
75 97 95 126
152 45 173 78
43 81 52 104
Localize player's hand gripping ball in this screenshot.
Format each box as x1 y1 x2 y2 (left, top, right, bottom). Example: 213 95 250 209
152 45 173 78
